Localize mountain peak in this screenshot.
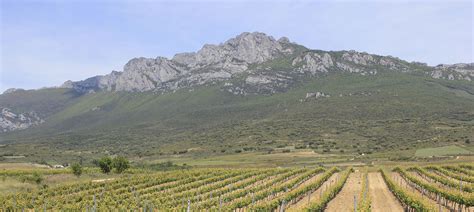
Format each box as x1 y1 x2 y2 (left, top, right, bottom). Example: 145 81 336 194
173 31 291 66
61 32 473 94
225 31 277 45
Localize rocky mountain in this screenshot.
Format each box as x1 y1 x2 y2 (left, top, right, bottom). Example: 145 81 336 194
61 32 295 93
431 63 474 81
0 107 44 132
61 32 473 96
0 32 473 162
2 32 473 133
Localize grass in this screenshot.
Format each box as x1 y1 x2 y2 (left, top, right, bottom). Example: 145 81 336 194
0 88 80 116
0 164 156 195
146 150 352 168
0 178 37 194
415 145 472 157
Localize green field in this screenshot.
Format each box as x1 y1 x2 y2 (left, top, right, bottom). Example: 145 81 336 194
415 145 472 157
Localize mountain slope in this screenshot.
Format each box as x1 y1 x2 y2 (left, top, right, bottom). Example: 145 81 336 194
1 73 473 163
0 32 473 164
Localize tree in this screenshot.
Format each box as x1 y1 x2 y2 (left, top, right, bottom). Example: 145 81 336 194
71 163 82 177
96 156 113 174
112 156 130 173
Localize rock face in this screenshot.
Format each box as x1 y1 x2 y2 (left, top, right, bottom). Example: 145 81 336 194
0 107 44 133
67 32 295 93
63 32 473 95
430 63 474 81
292 52 333 74
306 92 329 99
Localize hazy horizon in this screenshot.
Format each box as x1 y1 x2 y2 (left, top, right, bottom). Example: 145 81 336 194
1 0 472 93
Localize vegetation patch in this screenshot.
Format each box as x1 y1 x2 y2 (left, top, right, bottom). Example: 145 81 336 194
415 145 472 157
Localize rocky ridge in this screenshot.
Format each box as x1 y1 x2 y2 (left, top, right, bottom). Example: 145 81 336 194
63 32 295 93
60 32 473 96
431 63 474 81
0 107 44 132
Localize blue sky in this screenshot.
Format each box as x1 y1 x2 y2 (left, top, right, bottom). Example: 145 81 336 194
1 0 472 92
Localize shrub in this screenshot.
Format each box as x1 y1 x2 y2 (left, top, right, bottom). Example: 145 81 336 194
32 172 43 184
295 145 306 149
71 163 82 177
178 150 188 154
20 172 43 185
112 156 130 174
243 147 255 151
96 156 113 174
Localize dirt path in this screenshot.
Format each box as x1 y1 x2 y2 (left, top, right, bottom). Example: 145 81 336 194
368 172 403 212
286 172 339 211
325 172 362 212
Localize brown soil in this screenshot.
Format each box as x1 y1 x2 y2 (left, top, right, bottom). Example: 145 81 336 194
325 172 362 212
368 172 403 212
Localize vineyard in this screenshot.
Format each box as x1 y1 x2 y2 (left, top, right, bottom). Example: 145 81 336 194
0 164 473 211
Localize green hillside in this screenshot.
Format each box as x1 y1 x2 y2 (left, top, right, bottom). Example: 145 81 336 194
0 88 81 116
1 71 473 165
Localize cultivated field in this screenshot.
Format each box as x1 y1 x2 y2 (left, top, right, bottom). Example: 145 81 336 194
0 164 473 211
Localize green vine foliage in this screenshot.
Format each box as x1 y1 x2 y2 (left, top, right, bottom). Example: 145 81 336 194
357 169 371 212
395 167 474 207
380 169 436 212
